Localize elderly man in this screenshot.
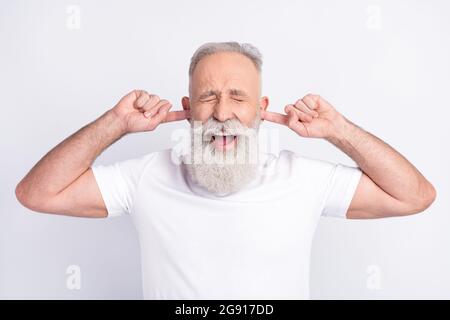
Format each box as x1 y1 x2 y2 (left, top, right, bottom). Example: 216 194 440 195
15 42 436 299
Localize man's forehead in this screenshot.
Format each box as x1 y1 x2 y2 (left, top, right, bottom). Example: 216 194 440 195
195 51 257 72
190 52 261 95
193 67 256 83
191 69 260 95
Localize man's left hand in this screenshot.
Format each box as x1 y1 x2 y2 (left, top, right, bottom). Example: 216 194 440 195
261 94 345 139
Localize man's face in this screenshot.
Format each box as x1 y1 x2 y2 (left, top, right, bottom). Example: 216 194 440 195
183 52 268 150
181 52 269 195
189 51 264 122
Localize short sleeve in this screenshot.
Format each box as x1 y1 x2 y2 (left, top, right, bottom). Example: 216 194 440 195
91 153 155 217
321 163 363 219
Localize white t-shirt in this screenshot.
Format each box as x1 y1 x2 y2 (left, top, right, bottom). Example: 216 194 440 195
92 148 362 299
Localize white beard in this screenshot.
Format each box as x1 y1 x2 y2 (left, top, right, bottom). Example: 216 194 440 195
181 116 261 196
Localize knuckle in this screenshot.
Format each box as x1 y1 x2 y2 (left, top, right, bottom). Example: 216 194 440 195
150 94 160 102
284 105 292 113
307 93 320 101
298 100 307 108
138 92 148 100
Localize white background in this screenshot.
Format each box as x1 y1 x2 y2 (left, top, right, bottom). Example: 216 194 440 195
1 0 449 299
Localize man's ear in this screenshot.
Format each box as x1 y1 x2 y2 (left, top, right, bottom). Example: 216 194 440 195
259 96 269 122
181 96 190 111
260 96 269 111
181 96 191 123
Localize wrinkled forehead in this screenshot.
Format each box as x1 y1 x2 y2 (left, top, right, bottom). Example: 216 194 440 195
189 52 261 96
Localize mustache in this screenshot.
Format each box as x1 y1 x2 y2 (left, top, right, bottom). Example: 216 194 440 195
191 117 259 140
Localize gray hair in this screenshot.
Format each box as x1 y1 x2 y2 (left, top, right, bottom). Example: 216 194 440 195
188 41 263 77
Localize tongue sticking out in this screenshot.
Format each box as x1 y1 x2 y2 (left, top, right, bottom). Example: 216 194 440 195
212 135 237 150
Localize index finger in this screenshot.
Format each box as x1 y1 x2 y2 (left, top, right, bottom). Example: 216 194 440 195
260 110 288 125
162 110 191 123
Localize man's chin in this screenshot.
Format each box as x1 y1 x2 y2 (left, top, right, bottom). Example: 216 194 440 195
181 137 258 194
184 161 258 196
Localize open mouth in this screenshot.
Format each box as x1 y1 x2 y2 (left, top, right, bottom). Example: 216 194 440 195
211 135 237 150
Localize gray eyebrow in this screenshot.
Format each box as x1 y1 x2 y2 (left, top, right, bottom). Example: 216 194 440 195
228 88 248 97
198 90 220 100
198 88 248 100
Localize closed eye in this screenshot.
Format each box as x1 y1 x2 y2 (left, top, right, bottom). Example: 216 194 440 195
202 98 217 103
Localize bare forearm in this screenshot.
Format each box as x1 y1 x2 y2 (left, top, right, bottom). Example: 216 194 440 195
17 110 125 199
326 115 435 205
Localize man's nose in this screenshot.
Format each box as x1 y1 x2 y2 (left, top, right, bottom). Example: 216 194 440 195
213 101 235 122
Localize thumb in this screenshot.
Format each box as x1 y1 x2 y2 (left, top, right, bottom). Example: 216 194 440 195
286 109 308 137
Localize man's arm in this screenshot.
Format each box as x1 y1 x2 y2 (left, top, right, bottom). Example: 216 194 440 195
261 94 436 219
15 110 125 217
15 90 188 218
325 115 436 219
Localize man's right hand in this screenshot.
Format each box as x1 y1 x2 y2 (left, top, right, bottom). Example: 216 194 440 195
16 89 190 218
112 90 190 134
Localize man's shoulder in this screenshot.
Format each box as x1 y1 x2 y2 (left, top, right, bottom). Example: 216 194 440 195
123 148 175 167
97 149 173 174
266 149 336 176
270 149 333 165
